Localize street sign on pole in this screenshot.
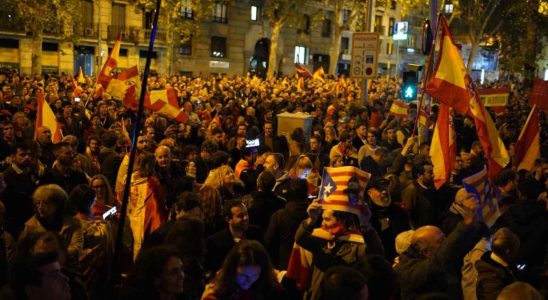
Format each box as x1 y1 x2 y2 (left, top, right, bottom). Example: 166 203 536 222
351 32 379 79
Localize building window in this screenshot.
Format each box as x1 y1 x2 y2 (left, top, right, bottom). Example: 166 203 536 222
211 36 226 58
180 38 192 55
298 14 311 34
390 0 397 9
374 15 384 35
212 3 227 23
340 37 349 54
180 0 193 19
108 48 128 56
294 45 309 64
250 5 259 21
143 10 153 29
42 42 59 52
389 18 395 36
321 19 332 38
139 50 157 59
111 3 126 29
82 0 93 29
0 39 19 48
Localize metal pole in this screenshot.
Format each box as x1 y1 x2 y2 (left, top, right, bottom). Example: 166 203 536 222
97 0 102 75
395 39 399 78
362 0 375 105
112 0 162 287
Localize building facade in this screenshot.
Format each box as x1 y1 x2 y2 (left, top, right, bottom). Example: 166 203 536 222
0 0 426 77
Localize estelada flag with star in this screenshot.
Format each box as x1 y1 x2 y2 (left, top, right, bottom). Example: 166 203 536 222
318 166 371 216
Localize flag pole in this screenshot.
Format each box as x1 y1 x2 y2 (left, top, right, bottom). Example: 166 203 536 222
112 0 162 289
411 14 443 138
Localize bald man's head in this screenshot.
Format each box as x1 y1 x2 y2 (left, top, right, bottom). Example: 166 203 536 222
36 126 52 145
155 145 171 169
411 226 445 258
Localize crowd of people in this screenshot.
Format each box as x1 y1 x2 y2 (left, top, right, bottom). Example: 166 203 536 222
0 68 546 300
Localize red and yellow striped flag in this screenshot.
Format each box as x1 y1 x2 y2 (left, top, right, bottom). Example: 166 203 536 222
430 103 456 189
35 93 63 143
426 16 508 180
514 105 540 170
94 36 121 98
389 101 409 117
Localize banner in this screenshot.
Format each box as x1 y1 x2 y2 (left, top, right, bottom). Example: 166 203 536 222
477 88 510 107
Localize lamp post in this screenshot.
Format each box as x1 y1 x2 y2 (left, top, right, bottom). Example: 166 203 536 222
97 0 102 75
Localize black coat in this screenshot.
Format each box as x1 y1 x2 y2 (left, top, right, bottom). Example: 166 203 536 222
39 167 88 195
360 156 383 179
396 221 488 300
264 201 309 269
248 190 286 233
370 203 410 262
204 225 263 273
1 165 37 237
475 252 517 300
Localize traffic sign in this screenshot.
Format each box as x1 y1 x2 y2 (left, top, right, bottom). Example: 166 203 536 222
350 32 379 79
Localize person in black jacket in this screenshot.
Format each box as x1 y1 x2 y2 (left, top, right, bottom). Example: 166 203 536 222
360 147 388 180
366 177 410 262
248 170 286 234
476 227 520 300
1 143 37 238
39 142 87 194
204 199 263 275
396 192 490 300
264 178 309 269
195 140 218 184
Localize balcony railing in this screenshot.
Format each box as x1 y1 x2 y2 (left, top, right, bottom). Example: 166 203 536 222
127 27 167 44
75 23 98 38
108 25 131 42
0 16 24 32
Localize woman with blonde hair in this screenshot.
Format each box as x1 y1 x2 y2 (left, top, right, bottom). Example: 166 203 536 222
202 165 245 202
288 155 320 194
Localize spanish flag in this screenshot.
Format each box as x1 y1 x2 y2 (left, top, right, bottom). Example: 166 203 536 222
106 65 141 109
514 105 540 170
389 101 409 117
429 103 456 189
94 36 121 97
312 66 326 83
426 16 508 180
145 88 188 123
35 93 63 143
